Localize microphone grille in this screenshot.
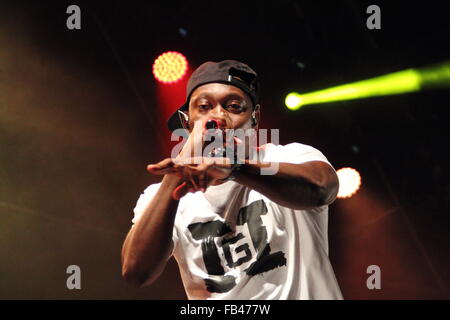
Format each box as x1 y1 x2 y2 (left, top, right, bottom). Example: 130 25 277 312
205 119 219 130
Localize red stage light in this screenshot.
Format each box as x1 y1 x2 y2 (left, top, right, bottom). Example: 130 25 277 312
336 167 362 199
152 51 188 84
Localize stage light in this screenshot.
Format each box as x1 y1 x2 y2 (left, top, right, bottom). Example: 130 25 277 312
336 167 361 199
285 93 303 110
285 60 450 109
153 51 188 84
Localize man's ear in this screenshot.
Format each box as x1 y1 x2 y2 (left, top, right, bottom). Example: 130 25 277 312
252 104 260 129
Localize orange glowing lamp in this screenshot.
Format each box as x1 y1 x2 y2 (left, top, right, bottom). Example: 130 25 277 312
152 51 188 84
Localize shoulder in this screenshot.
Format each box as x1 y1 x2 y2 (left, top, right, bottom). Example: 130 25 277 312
141 182 162 195
259 142 332 167
133 182 162 212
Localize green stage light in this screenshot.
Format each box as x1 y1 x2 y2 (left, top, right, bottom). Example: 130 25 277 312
285 93 303 110
285 61 450 110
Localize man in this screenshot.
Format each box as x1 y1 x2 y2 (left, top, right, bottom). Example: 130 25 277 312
121 60 343 299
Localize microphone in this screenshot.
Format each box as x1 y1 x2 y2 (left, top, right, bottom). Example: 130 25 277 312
204 119 226 158
205 119 220 130
204 119 240 176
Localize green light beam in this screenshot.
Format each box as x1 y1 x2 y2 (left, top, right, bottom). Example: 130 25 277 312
285 61 450 110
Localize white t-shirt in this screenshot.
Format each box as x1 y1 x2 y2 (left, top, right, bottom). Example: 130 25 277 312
132 143 343 300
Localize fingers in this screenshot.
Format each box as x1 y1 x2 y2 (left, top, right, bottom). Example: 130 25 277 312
192 162 212 192
190 120 206 157
178 120 206 160
147 158 177 175
199 171 207 192
172 164 209 198
148 156 229 199
233 136 244 145
183 166 200 191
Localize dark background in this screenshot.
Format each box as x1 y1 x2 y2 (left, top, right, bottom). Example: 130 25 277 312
0 0 449 299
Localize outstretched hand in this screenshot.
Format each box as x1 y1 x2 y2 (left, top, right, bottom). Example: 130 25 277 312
147 120 233 200
147 157 233 199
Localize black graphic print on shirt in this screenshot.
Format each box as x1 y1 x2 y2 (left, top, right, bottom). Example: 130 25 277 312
187 200 287 293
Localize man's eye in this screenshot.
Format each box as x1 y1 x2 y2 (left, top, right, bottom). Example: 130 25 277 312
226 104 244 112
198 105 211 110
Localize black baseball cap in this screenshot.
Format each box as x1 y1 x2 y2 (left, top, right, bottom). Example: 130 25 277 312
167 60 260 132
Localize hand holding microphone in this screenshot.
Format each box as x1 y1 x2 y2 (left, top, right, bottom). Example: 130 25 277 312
147 119 236 199
204 119 243 182
204 119 227 158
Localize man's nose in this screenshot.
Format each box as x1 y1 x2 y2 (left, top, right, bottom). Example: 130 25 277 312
209 104 226 119
207 104 227 128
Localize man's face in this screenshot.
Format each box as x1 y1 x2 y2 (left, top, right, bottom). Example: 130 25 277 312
187 83 256 131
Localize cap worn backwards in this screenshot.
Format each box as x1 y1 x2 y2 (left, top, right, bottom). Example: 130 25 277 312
167 60 260 132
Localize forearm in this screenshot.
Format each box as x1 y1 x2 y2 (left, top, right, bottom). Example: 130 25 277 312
121 174 182 286
234 161 339 210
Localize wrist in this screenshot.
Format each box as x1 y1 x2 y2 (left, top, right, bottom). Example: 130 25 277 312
161 174 183 189
218 162 244 182
230 161 273 184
